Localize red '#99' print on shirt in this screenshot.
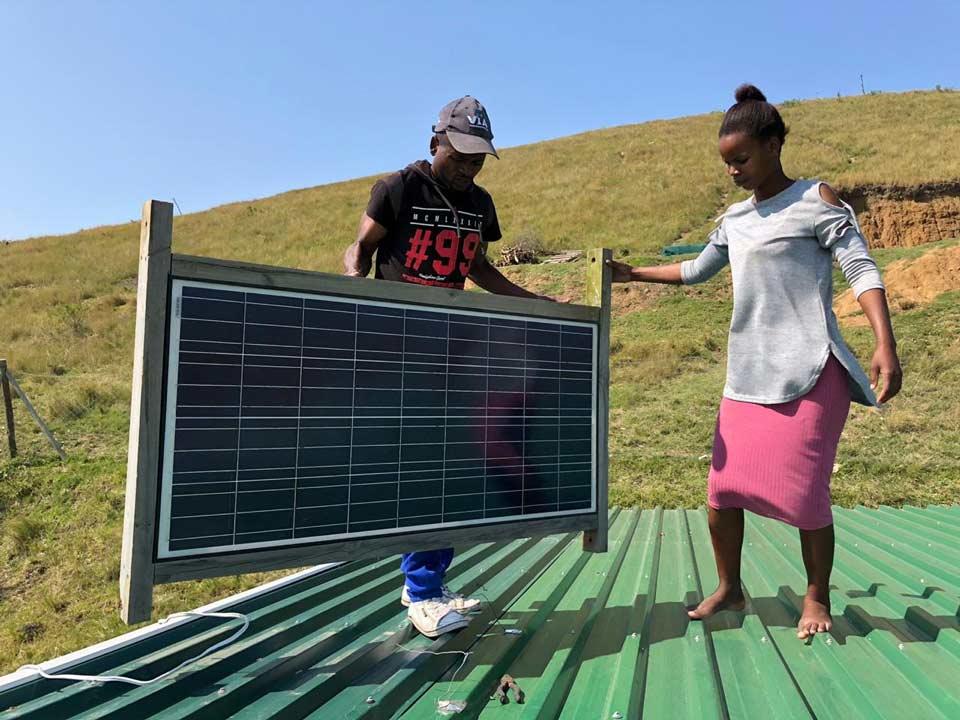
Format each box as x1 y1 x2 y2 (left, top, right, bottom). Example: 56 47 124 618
366 161 502 289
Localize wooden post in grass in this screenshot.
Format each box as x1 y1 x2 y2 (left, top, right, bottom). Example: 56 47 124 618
583 248 612 553
120 200 173 624
1 360 16 458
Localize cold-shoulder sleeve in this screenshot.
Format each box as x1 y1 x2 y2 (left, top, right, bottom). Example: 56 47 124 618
814 188 885 299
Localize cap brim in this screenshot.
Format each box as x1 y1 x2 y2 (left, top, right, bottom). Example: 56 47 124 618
446 129 499 159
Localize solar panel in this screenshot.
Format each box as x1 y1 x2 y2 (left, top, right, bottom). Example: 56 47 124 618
157 279 598 559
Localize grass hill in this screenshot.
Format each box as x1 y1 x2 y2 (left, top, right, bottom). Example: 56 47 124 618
1 90 959 672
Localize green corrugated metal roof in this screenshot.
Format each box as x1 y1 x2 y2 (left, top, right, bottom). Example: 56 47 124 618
1 505 958 719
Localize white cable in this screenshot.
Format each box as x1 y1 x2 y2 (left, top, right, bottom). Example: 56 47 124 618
392 587 496 716
395 643 472 715
19 611 249 686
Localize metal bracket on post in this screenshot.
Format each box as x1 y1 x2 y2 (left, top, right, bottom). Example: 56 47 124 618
583 248 611 553
119 200 173 624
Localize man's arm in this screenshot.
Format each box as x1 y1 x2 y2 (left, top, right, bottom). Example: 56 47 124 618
343 213 387 276
468 246 549 299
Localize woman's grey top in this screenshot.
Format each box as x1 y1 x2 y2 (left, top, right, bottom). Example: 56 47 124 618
680 179 885 406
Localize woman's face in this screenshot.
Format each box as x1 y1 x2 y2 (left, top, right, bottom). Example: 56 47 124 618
718 131 781 191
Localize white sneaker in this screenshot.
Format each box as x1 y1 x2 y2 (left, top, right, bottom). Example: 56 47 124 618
407 599 470 638
400 585 482 612
440 585 482 613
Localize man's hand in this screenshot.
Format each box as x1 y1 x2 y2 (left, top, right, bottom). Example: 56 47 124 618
343 246 372 277
870 343 902 404
344 214 386 277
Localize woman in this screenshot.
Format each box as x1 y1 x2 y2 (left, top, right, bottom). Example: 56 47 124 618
608 84 903 639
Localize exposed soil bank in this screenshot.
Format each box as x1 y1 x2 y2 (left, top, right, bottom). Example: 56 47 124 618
842 182 960 248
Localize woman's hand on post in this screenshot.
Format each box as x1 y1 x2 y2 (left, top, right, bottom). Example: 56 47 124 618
604 260 684 285
606 260 635 283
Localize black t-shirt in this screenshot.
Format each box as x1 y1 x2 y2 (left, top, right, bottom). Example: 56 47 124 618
366 161 502 289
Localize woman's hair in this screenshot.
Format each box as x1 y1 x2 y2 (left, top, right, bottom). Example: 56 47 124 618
718 84 789 144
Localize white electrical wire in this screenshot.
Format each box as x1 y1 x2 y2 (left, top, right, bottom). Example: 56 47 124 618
395 643 473 715
18 584 493 714
391 587 497 716
19 611 249 687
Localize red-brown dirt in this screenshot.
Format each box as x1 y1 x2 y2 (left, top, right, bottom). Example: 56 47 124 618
836 244 960 324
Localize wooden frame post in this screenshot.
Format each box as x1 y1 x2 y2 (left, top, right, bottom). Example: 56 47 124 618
1 360 16 458
583 248 612 552
120 200 173 624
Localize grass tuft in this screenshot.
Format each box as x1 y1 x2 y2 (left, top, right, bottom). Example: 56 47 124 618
6 518 44 555
47 378 125 422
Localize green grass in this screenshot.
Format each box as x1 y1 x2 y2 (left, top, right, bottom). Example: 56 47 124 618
1 90 959 673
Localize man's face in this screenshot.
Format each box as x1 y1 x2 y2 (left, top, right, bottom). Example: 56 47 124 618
431 134 486 192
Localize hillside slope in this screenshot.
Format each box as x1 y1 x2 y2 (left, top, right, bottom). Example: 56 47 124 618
1 90 958 672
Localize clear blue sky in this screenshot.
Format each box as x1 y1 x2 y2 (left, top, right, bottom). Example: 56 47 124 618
2 1 958 241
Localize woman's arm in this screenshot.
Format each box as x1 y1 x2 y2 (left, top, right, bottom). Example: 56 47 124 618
856 288 902 403
606 261 684 284
606 241 729 286
816 184 902 403
607 222 730 285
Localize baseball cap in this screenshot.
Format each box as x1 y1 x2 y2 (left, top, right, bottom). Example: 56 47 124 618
433 96 499 158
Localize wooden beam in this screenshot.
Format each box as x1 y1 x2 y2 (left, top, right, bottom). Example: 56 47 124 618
0 360 16 458
119 200 173 624
582 248 612 553
170 254 600 324
3 369 65 460
154 514 594 584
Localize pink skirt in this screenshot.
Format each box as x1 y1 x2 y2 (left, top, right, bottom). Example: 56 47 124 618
707 354 851 530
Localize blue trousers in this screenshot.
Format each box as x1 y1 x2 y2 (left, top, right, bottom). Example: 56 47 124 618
401 548 454 602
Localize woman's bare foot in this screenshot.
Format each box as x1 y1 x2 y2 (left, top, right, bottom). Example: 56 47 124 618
687 585 746 620
797 592 832 639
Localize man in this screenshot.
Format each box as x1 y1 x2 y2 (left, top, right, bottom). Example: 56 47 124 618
343 96 549 638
